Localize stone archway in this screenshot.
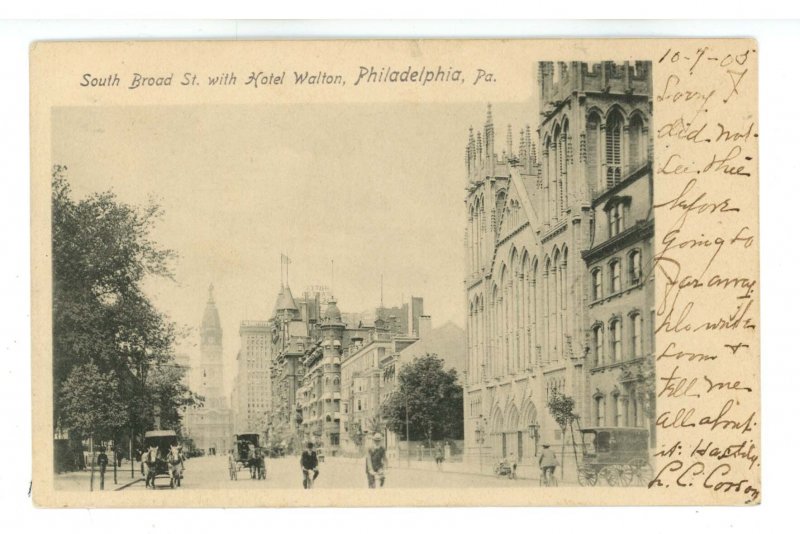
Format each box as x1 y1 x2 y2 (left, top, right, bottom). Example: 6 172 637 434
521 399 539 462
506 404 521 461
489 405 505 459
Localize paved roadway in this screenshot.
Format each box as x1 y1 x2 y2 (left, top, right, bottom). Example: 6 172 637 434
125 455 544 491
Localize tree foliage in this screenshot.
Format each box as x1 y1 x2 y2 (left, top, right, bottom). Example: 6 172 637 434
59 362 129 440
547 391 578 432
51 165 192 441
382 354 464 443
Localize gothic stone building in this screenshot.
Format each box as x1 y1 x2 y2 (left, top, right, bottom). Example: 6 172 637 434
463 61 654 468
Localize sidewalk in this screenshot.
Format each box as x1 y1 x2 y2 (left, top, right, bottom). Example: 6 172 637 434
54 460 143 492
326 455 543 481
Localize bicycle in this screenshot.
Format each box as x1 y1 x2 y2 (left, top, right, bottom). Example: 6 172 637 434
540 466 558 487
302 468 318 489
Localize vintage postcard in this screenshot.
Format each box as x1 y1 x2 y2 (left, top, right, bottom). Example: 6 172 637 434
30 39 759 507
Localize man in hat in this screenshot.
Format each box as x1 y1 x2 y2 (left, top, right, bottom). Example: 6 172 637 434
538 443 559 486
300 441 319 489
366 433 387 489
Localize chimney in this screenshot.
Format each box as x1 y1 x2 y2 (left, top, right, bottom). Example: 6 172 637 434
418 315 432 339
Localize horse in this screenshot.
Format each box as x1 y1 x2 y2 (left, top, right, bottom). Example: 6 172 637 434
167 446 183 488
143 447 160 489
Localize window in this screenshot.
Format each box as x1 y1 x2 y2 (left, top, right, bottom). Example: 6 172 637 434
605 111 623 188
631 313 643 358
629 250 642 285
595 397 605 426
629 113 646 170
592 269 603 300
615 395 625 427
609 203 623 237
610 260 621 293
610 319 623 362
587 112 602 193
593 325 605 366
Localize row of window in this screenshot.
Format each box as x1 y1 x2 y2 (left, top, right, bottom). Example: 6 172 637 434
592 312 644 367
594 393 645 428
591 250 642 301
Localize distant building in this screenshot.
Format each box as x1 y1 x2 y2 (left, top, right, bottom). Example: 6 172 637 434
183 284 233 455
266 277 432 455
232 320 272 434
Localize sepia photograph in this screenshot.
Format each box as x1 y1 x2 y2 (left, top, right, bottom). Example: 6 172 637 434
49 59 656 493
30 38 759 507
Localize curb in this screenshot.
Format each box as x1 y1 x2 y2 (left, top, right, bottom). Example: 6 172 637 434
115 477 144 491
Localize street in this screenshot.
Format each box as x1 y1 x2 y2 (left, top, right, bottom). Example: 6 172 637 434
122 455 548 491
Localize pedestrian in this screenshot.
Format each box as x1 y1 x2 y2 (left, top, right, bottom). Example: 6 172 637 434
366 433 387 489
300 441 319 489
507 451 517 479
248 443 257 479
116 446 123 468
97 449 109 490
538 443 558 486
434 443 445 471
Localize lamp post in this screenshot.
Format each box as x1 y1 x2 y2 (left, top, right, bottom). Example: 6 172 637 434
528 421 540 458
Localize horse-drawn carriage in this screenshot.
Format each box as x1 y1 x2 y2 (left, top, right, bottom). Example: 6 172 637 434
576 427 653 487
230 433 266 480
143 430 184 489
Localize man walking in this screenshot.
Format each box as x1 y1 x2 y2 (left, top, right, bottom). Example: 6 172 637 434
366 433 387 489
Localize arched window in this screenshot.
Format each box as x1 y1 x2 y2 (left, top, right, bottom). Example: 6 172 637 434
595 395 606 426
586 111 602 193
610 318 623 362
629 249 642 285
605 110 623 189
629 113 646 170
631 312 643 358
610 260 622 293
592 268 603 301
593 324 605 366
616 395 626 427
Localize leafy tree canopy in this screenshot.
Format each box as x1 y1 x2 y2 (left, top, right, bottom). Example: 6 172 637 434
52 165 190 439
382 354 464 442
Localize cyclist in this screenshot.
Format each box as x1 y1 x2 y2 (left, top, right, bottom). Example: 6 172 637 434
538 443 558 486
300 441 319 489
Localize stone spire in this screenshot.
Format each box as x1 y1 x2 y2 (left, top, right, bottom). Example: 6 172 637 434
506 124 513 161
201 283 221 335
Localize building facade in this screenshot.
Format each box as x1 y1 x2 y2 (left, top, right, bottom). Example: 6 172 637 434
184 285 233 455
232 321 272 434
463 61 654 468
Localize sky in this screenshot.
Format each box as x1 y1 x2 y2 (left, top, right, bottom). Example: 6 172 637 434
51 100 537 394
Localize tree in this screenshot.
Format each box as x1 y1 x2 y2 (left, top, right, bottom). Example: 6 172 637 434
51 165 191 448
382 354 464 446
547 390 580 479
59 362 129 441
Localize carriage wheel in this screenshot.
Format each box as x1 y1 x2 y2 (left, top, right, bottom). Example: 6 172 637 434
628 458 653 487
577 466 598 487
619 464 634 487
598 465 620 486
